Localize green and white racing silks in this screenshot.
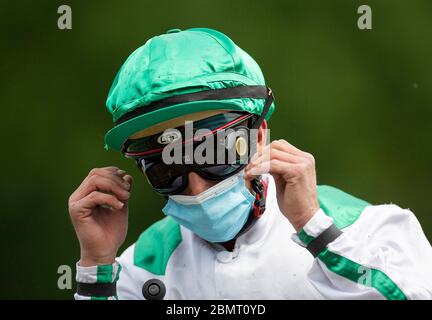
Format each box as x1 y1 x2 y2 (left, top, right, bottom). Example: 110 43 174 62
75 175 432 300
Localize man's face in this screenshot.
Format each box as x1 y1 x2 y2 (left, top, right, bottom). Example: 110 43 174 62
128 110 268 196
180 171 220 196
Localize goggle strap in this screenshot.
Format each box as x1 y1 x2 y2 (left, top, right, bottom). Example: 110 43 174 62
247 87 274 161
115 85 270 126
250 87 274 130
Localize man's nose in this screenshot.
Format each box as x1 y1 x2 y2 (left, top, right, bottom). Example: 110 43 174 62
183 171 217 196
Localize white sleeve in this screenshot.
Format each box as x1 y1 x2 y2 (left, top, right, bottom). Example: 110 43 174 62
292 205 432 300
74 245 160 300
74 261 122 300
116 245 144 300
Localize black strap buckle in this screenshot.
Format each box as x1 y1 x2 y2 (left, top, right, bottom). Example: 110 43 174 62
306 224 343 257
251 177 266 216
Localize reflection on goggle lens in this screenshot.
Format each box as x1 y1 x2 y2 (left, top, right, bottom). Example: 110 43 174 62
141 156 244 195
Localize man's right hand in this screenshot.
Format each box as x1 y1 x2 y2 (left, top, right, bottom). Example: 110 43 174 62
68 167 132 267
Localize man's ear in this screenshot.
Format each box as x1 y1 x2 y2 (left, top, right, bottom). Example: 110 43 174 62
257 119 268 148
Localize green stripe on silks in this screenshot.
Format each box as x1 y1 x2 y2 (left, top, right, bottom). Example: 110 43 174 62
318 249 407 300
134 216 182 275
96 264 114 283
91 296 109 300
298 229 315 245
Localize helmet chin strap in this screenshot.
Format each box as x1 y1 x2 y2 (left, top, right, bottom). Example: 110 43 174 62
245 87 273 219
251 176 266 218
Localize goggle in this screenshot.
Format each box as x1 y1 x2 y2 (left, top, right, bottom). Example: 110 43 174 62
123 112 257 195
121 86 274 195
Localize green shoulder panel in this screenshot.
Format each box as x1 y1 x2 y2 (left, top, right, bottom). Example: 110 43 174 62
317 185 371 229
133 216 182 275
315 185 407 300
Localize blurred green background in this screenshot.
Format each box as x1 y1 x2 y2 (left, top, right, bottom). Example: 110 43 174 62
0 0 431 299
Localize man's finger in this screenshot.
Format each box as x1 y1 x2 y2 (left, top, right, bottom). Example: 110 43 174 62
74 175 131 202
257 147 302 165
76 167 121 191
247 146 302 174
123 174 133 188
244 159 301 180
74 191 125 212
273 139 304 155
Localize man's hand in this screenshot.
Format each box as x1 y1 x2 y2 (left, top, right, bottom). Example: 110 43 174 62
244 140 319 232
68 167 132 266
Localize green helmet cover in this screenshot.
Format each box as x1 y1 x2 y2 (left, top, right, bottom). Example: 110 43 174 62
104 27 275 151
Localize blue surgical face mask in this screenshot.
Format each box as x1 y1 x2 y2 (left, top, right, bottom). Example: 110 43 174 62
162 172 255 243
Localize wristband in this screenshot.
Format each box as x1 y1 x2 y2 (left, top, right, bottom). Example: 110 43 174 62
76 281 117 298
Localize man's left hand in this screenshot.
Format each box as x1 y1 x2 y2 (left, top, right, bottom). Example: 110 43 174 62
244 139 320 231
